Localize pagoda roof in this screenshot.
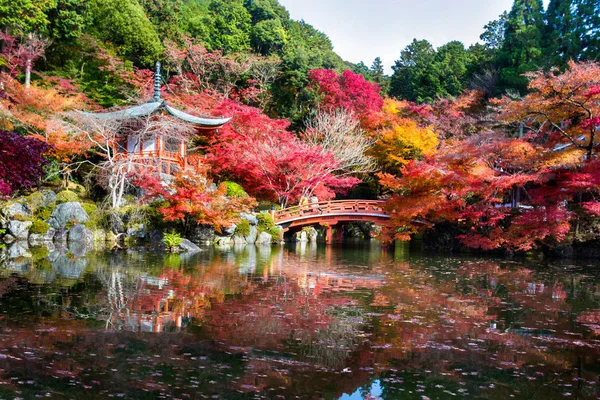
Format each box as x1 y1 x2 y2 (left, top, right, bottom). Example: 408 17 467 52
77 100 231 127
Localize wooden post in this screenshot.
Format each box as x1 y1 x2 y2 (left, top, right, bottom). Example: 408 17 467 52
325 225 333 244
335 225 343 242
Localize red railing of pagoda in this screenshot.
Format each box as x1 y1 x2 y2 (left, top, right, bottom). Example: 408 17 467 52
273 200 389 224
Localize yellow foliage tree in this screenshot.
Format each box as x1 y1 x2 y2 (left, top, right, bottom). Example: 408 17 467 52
370 98 438 174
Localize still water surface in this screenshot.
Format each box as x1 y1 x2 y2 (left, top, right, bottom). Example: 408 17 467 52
1 242 600 399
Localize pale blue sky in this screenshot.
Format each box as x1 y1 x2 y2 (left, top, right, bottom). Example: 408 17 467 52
278 0 550 74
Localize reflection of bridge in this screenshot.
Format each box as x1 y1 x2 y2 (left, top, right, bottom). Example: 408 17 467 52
272 200 390 243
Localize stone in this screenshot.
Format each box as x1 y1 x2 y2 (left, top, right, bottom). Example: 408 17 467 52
48 250 88 279
233 235 247 244
29 227 56 246
68 224 93 244
189 224 215 245
68 241 93 257
215 236 233 246
179 238 201 253
245 225 258 244
223 224 237 236
240 212 258 226
8 220 32 240
148 230 164 244
295 230 308 242
306 227 319 242
256 231 273 245
2 202 31 219
39 190 57 207
3 233 16 244
7 241 31 259
48 202 89 229
126 224 146 240
53 228 69 243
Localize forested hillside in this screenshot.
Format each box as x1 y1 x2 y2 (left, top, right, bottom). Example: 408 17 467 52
2 0 600 254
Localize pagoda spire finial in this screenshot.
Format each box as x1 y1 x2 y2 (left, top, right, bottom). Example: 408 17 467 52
153 61 162 102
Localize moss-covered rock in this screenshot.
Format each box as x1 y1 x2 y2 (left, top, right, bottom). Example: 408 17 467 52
56 190 80 204
30 220 50 235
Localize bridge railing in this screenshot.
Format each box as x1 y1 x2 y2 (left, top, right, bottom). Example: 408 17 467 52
273 200 387 224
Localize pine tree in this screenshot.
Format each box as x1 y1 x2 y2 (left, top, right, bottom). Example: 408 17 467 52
576 0 600 61
497 0 545 92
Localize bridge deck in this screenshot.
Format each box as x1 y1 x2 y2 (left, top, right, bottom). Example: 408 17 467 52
273 200 390 228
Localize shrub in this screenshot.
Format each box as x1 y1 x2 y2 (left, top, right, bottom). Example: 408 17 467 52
13 214 33 222
223 181 247 198
257 212 275 230
235 219 251 237
82 203 98 215
30 220 50 235
163 231 183 251
35 205 55 220
56 190 80 204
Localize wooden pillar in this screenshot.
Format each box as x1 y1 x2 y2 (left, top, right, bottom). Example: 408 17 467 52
325 225 333 244
335 225 343 242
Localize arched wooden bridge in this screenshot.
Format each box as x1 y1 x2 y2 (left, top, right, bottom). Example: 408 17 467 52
272 200 390 243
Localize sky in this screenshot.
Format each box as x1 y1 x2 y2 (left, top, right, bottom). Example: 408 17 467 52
278 0 550 74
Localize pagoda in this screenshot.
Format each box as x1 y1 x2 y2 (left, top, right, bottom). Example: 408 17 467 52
78 62 231 175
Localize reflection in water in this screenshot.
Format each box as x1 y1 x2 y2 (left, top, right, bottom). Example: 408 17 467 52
0 243 599 399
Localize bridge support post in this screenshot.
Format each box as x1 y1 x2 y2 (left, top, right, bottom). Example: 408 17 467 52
335 225 343 243
325 225 333 244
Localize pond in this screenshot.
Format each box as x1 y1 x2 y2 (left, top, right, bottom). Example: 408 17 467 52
0 242 599 399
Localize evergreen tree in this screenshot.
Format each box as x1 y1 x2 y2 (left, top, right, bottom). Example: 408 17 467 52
88 0 163 66
0 0 56 32
497 0 545 92
187 0 252 54
371 57 385 83
576 0 600 61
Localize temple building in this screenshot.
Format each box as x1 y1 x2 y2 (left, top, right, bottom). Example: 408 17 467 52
78 62 231 175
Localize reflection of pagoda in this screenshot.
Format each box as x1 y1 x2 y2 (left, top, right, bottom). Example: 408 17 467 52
79 62 231 174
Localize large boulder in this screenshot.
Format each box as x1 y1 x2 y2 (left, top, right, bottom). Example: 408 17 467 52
245 225 258 244
8 220 32 240
240 212 258 226
53 228 69 243
179 239 201 253
29 227 56 246
48 250 88 279
2 202 31 219
223 224 237 236
148 230 164 244
7 241 31 259
256 231 272 245
68 224 93 244
48 202 89 229
39 190 57 207
189 224 215 245
126 224 146 240
306 227 319 242
232 235 247 244
295 230 308 242
215 236 233 246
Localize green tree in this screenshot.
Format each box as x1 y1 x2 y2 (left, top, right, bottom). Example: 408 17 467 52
371 57 384 82
251 18 286 55
187 0 252 53
244 0 288 24
0 0 56 32
481 11 508 51
497 0 545 92
138 0 183 41
390 39 437 102
88 0 162 66
576 0 600 61
46 0 87 41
